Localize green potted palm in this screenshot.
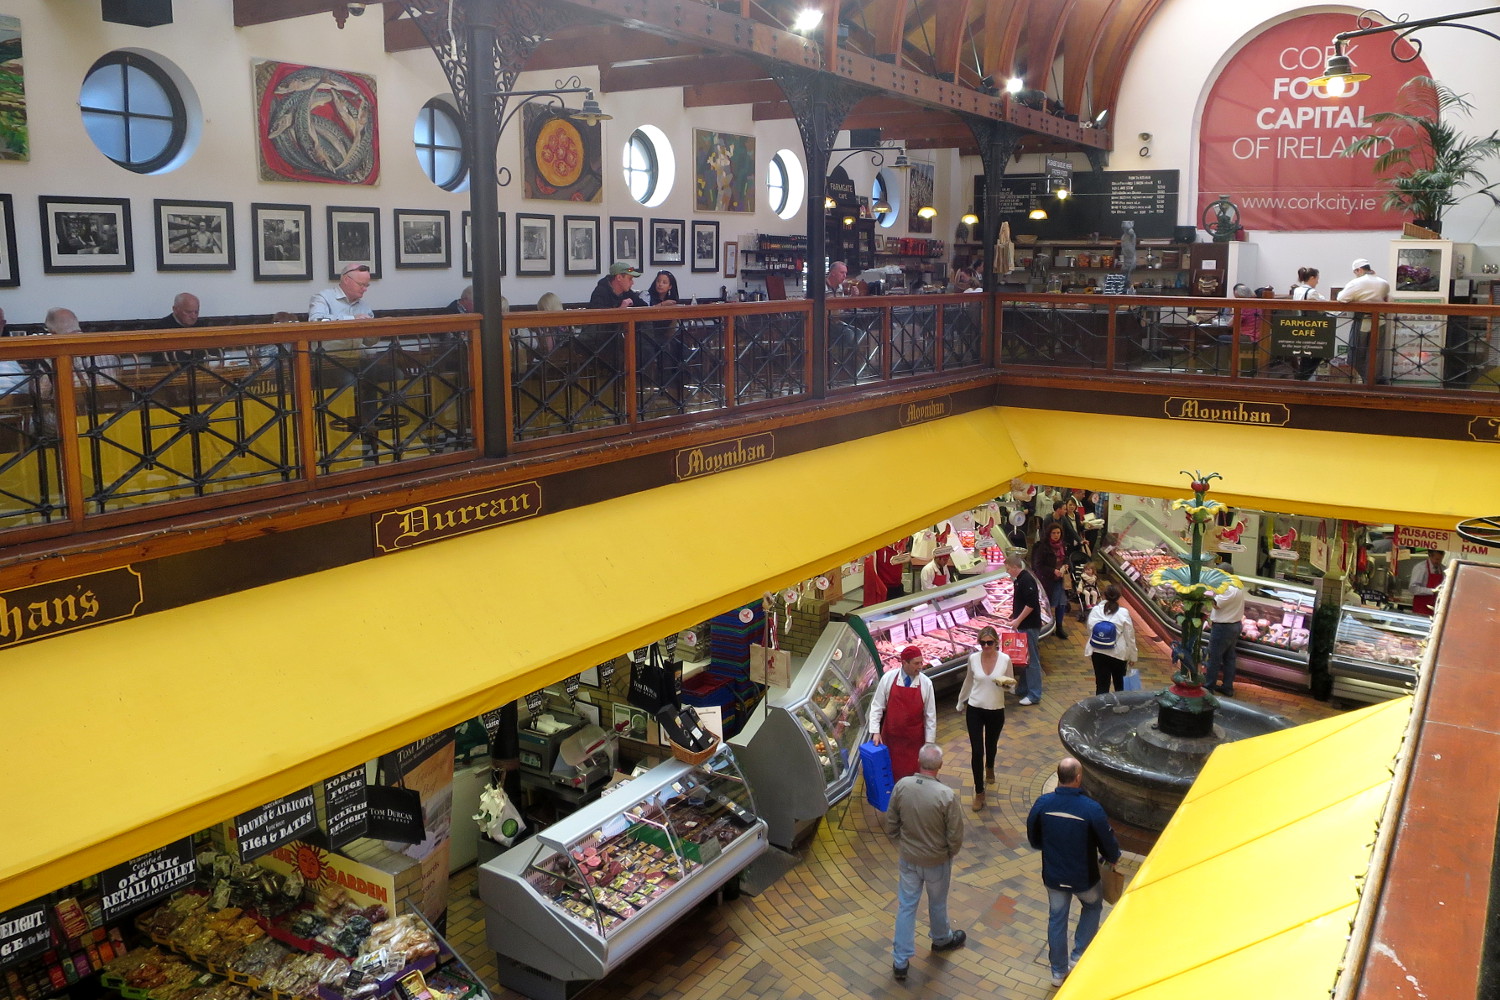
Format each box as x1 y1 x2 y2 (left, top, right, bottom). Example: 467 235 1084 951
1344 75 1500 234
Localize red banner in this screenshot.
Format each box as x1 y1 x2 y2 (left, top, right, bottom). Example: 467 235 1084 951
1197 13 1431 231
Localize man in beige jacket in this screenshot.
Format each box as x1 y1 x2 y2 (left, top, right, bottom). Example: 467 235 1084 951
885 742 967 981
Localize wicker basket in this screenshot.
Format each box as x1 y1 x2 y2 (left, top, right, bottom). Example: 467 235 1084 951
668 732 721 766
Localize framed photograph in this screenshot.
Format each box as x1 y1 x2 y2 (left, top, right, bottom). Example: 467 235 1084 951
38 196 133 274
723 240 738 279
0 194 18 287
516 212 554 277
649 217 684 267
394 209 450 269
574 701 600 728
563 215 600 276
251 203 313 281
154 199 233 272
609 216 642 273
691 220 720 273
462 211 506 279
327 205 380 280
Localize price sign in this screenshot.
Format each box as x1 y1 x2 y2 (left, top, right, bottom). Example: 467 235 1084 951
100 838 197 921
0 901 51 969
235 786 318 861
953 607 971 624
325 766 369 849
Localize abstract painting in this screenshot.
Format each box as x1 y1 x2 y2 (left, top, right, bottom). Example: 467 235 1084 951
522 104 602 202
254 59 379 186
0 16 27 161
693 129 755 213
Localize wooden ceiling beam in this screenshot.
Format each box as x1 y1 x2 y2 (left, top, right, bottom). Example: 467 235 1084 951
384 12 427 53
1024 0 1076 91
600 55 768 93
841 110 960 130
1060 0 1117 115
523 30 696 73
931 0 974 80
752 101 795 120
683 79 787 107
233 0 340 27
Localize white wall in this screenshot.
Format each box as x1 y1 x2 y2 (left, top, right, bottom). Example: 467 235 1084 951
0 1 959 324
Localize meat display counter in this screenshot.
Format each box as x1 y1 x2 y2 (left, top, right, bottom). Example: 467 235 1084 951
478 746 766 999
1329 605 1431 704
847 567 1055 684
1101 507 1315 688
730 622 878 849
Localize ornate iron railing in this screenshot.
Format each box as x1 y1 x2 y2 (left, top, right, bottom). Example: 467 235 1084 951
828 293 991 391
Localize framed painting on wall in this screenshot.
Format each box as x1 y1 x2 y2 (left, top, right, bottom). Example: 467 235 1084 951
690 220 719 273
563 215 600 275
521 104 603 203
649 218 684 267
723 241 738 279
327 205 380 279
252 59 379 186
609 216 642 272
251 203 312 281
154 199 234 272
39 195 133 274
0 194 19 286
516 213 554 276
394 209 450 269
462 211 506 278
907 161 935 234
693 128 756 213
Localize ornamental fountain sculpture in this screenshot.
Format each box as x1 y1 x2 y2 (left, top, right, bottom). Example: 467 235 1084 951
1058 472 1292 832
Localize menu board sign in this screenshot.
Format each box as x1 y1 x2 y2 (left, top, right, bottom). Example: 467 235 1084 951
100 838 197 921
996 169 1180 239
325 767 369 849
235 787 319 861
0 901 51 969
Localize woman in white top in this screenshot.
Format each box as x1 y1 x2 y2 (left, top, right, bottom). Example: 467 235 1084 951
1085 583 1138 694
956 625 1016 812
1289 266 1327 380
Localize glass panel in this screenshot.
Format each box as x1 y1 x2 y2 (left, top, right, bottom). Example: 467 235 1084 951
125 63 173 117
129 117 175 162
431 107 462 147
808 668 858 774
79 65 126 112
432 149 462 187
81 112 129 161
412 109 434 145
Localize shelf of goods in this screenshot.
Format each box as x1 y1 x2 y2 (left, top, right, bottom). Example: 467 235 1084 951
848 566 1055 684
730 623 879 849
1015 241 1192 293
1101 507 1315 688
740 234 806 276
1328 605 1430 705
112 884 448 1000
479 747 766 999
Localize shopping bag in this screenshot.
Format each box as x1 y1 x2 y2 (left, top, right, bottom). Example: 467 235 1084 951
628 643 682 712
749 642 792 687
1102 865 1125 904
474 783 527 848
999 630 1029 663
1122 669 1142 692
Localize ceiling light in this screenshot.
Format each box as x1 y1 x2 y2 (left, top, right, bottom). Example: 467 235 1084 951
891 151 911 170
1055 188 1070 201
1006 77 1023 94
1029 205 1048 221
960 212 979 226
1309 49 1369 98
842 216 855 227
873 199 892 215
569 92 612 125
791 8 824 32
917 206 937 220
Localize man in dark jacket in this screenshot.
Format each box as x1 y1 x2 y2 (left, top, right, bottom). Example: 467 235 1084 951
588 262 646 309
1027 757 1121 987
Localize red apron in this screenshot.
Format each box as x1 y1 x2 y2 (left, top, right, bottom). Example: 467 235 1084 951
1413 567 1442 616
883 679 927 781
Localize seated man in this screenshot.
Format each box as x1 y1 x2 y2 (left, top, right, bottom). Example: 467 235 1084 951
44 307 129 383
149 292 216 364
447 285 474 314
588 263 646 309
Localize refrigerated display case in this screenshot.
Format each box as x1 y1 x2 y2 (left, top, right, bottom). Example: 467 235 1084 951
849 567 1055 683
1329 605 1430 704
479 747 766 999
730 623 878 848
1102 505 1315 687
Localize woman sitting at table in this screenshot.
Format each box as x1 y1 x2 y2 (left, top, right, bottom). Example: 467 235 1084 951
645 270 687 404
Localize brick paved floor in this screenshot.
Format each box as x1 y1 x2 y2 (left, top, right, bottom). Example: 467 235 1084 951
447 617 1340 999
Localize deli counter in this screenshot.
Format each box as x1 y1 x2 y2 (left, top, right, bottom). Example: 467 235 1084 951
479 746 766 999
731 623 879 849
1329 605 1430 704
1102 506 1315 688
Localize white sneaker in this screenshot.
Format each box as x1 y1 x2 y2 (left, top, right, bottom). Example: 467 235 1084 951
1051 973 1067 987
1018 696 1037 706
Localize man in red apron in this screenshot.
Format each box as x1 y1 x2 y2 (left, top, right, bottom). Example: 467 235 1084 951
1408 548 1445 616
870 646 937 781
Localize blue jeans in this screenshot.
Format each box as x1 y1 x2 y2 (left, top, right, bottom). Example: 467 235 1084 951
1019 626 1042 701
1046 880 1104 978
893 857 954 967
1047 579 1069 623
1204 620 1242 691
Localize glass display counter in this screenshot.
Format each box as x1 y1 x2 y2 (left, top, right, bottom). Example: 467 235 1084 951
1329 605 1430 704
849 567 1054 682
730 623 878 849
479 747 766 999
1102 506 1315 687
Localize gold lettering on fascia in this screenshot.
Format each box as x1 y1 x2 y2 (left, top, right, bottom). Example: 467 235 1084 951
676 433 776 480
1467 416 1500 442
1164 397 1289 426
374 482 542 552
899 397 952 426
0 566 144 649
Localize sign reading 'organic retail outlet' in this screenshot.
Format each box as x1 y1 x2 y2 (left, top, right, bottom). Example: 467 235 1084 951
1197 13 1432 231
100 838 197 921
235 787 319 861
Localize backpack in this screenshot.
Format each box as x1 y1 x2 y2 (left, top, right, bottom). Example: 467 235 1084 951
1090 619 1119 650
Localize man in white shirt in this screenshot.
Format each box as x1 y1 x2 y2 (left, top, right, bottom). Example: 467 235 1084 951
1336 258 1390 381
869 645 937 782
309 263 374 322
1407 548 1446 616
1204 577 1247 697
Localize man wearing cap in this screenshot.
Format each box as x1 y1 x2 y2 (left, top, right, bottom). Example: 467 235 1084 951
589 262 648 309
309 262 375 321
1336 258 1389 381
869 645 937 781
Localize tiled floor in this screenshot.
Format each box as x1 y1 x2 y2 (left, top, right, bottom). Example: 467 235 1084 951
446 619 1340 999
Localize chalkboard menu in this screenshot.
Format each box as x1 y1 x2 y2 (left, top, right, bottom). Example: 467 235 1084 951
990 169 1180 240
0 901 51 969
325 766 369 849
235 786 318 861
100 838 197 921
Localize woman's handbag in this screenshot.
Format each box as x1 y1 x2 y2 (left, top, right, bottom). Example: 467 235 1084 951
1102 864 1125 904
1060 565 1075 593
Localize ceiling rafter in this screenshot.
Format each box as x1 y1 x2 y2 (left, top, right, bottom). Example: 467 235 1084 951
1060 0 1120 115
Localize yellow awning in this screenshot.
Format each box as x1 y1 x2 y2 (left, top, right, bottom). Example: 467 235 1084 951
998 406 1499 529
1062 697 1413 999
0 408 1024 912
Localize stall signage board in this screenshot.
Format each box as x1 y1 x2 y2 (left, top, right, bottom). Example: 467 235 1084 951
995 169 1179 239
260 841 394 907
1393 525 1493 556
0 901 51 969
325 766 370 849
0 566 144 651
1101 274 1129 295
100 838 196 921
235 786 318 861
372 482 542 553
1267 312 1336 358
